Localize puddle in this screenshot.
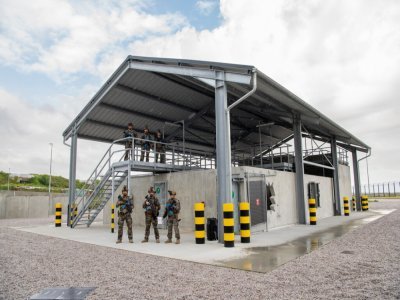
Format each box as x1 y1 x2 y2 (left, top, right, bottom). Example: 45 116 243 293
218 209 394 273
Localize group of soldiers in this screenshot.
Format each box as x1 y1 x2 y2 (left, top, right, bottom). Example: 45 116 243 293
116 186 181 244
123 123 166 163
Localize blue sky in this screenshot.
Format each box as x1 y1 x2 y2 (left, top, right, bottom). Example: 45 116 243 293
0 0 399 185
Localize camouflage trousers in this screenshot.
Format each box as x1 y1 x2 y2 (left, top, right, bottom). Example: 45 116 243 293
144 214 159 240
167 217 180 240
118 212 133 240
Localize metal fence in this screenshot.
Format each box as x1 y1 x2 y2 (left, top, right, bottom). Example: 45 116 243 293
353 181 400 198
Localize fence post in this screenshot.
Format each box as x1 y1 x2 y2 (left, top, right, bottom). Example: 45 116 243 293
343 197 350 216
55 203 62 227
239 202 250 243
223 203 235 247
194 202 205 244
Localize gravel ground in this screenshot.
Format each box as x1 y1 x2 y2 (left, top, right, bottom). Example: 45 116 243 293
1 200 400 300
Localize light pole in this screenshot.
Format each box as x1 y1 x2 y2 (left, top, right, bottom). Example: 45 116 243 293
366 157 370 195
49 143 53 210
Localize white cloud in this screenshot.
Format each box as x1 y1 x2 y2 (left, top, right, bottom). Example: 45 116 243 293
196 0 218 16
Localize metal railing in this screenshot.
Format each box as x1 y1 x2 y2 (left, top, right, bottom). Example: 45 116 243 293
354 181 400 198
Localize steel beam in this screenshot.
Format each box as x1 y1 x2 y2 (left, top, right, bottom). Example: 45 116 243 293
129 61 252 85
352 149 362 211
68 130 77 227
331 137 341 215
293 115 306 224
215 71 232 243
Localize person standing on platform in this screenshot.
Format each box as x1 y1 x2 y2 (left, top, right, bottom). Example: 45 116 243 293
140 127 152 162
163 190 181 244
123 123 137 160
116 186 134 243
142 187 161 243
154 130 166 163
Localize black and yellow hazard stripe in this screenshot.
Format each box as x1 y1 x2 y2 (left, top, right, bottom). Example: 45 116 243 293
343 197 350 216
362 195 369 211
239 202 250 243
223 203 234 247
194 202 205 244
70 203 77 225
352 196 356 211
55 203 62 227
309 198 317 225
111 204 115 233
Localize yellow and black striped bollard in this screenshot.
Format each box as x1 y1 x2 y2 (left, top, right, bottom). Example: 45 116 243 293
309 198 317 225
239 202 250 243
111 204 115 233
223 203 235 247
352 196 356 211
362 195 369 211
343 197 350 216
194 202 205 244
55 203 62 227
70 203 77 225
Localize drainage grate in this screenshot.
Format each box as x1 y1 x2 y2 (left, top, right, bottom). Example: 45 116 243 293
29 287 96 300
341 250 355 255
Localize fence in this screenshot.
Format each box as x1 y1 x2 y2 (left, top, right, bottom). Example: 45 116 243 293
353 181 400 198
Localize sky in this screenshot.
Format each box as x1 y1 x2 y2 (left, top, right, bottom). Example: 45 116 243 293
0 0 399 186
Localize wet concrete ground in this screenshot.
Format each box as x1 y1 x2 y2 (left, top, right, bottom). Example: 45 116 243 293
219 208 395 273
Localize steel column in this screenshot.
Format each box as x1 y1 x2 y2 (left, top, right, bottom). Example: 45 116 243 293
293 115 306 224
67 131 77 226
215 71 232 243
331 137 341 215
352 149 361 211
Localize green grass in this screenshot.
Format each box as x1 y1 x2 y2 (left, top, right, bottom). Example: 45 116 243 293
0 170 84 193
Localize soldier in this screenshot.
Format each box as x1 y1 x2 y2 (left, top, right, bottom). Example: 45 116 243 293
142 187 161 243
140 127 152 162
154 130 166 163
116 186 134 243
163 190 181 244
123 123 137 160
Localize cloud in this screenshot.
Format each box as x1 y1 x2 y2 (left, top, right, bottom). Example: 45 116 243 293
196 0 218 16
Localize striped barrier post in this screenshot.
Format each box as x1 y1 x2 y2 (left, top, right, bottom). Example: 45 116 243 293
309 198 317 225
343 197 350 216
111 204 115 233
55 203 62 227
194 202 205 244
362 195 369 211
239 202 250 243
352 196 356 211
223 203 234 247
70 203 77 225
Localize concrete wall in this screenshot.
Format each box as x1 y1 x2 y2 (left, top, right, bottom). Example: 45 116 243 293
0 191 68 219
338 164 352 214
103 164 351 231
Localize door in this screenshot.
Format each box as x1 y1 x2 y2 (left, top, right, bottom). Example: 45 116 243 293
249 180 267 226
154 181 168 228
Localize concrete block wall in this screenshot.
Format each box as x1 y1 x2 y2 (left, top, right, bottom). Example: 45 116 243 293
0 191 68 219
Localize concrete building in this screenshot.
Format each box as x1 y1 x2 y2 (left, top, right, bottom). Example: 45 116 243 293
63 56 369 242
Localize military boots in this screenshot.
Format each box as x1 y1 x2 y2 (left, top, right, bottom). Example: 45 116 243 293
165 239 172 243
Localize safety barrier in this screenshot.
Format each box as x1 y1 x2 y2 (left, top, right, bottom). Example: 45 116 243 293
55 203 62 227
70 203 77 225
223 203 234 247
352 196 356 211
309 198 317 225
194 202 205 244
239 202 250 243
362 195 369 211
343 197 350 216
111 204 115 233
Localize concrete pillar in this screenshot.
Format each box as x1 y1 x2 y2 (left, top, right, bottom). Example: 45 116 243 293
293 115 306 224
68 131 77 226
215 71 232 243
352 149 362 211
331 137 341 215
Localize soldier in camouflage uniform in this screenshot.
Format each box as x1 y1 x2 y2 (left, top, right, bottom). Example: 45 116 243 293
123 123 137 161
116 186 134 243
163 190 181 244
141 187 161 243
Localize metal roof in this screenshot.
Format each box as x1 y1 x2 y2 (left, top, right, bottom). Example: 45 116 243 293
63 55 370 154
